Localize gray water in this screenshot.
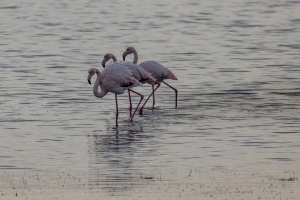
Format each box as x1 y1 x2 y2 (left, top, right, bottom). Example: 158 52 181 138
1 0 300 199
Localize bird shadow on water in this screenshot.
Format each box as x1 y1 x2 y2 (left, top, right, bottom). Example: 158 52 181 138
101 104 179 132
86 121 160 193
85 104 179 193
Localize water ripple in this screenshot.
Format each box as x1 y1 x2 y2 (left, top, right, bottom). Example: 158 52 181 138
0 0 299 198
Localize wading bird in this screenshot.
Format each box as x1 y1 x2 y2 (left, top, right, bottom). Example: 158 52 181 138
122 47 178 115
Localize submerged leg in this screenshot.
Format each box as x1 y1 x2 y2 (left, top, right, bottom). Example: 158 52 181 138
162 81 178 107
152 85 155 108
139 83 161 116
128 89 144 122
115 94 119 127
128 90 132 117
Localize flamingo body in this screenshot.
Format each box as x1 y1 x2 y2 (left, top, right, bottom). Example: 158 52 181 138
102 53 157 85
101 63 140 94
139 60 178 82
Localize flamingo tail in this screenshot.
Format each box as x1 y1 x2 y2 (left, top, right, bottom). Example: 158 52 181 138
167 70 178 80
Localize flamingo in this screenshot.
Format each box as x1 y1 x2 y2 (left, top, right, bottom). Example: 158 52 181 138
122 47 178 115
101 53 159 118
87 61 156 127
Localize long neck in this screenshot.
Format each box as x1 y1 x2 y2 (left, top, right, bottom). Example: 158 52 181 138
93 71 108 98
112 54 117 62
132 48 138 64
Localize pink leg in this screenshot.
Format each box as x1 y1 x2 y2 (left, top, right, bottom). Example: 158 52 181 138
139 83 161 116
162 81 177 107
152 85 155 108
128 90 132 117
115 94 119 128
128 89 144 122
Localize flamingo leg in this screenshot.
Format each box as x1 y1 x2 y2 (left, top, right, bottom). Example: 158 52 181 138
128 89 144 122
128 90 132 117
139 83 161 116
115 94 119 127
152 85 155 108
162 81 178 107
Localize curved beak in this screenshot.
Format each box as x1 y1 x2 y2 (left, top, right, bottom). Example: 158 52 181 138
101 58 106 68
122 52 127 61
87 79 91 85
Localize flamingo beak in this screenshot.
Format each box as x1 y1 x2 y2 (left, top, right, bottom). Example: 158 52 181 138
122 52 127 61
101 59 106 68
88 79 91 85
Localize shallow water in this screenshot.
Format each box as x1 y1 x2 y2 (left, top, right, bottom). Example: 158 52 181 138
1 0 300 199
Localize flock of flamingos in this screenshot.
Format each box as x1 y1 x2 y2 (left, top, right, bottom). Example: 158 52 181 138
87 47 178 127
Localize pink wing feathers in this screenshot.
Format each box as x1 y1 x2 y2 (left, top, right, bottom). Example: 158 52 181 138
124 62 158 85
139 61 178 82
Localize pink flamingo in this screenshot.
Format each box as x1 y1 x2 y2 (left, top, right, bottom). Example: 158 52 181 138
101 53 158 118
122 47 178 115
87 61 156 127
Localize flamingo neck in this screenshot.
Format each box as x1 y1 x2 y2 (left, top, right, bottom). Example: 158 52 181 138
93 70 108 98
111 54 117 62
132 48 138 64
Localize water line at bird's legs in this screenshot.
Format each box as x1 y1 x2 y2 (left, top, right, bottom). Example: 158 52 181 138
152 85 155 108
115 94 119 128
128 90 132 117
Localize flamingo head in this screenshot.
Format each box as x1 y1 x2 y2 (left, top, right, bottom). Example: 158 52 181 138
122 46 135 61
102 53 117 68
87 68 97 85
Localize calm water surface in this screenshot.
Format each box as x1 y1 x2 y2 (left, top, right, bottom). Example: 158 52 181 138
0 0 300 199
